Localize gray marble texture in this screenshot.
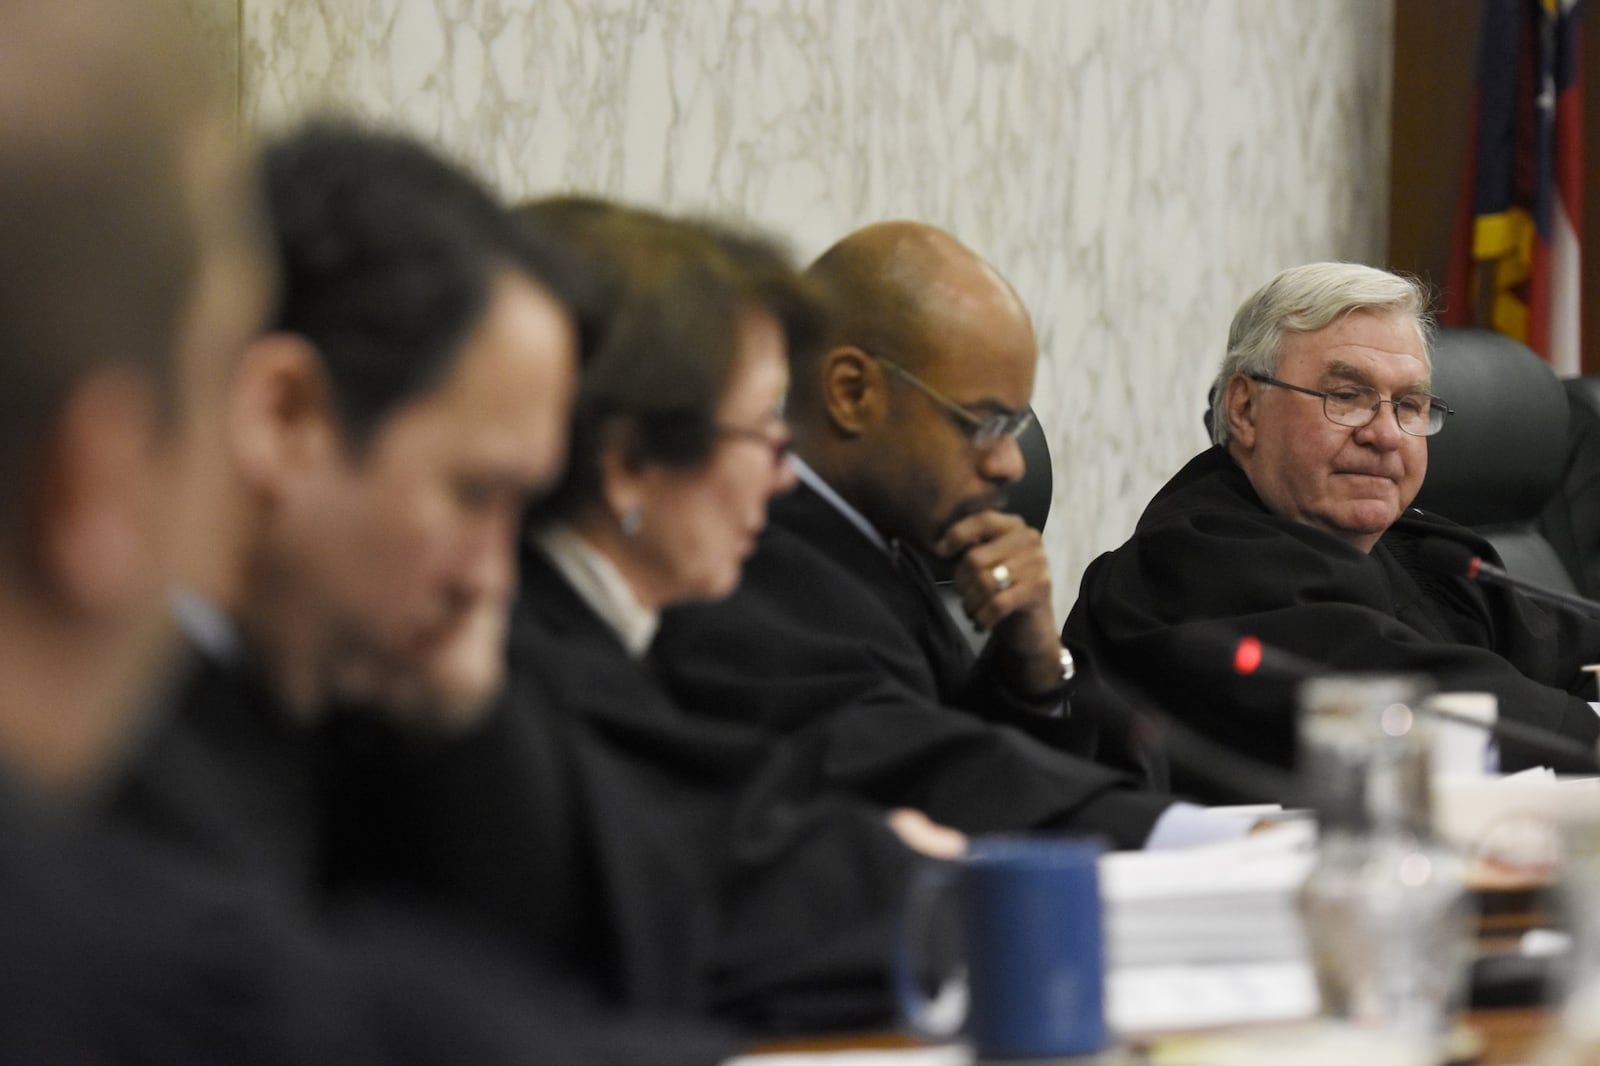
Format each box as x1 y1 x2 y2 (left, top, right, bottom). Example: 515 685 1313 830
236 0 1393 619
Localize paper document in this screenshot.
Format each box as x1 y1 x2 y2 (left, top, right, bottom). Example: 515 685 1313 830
1101 822 1314 969
1110 960 1318 1035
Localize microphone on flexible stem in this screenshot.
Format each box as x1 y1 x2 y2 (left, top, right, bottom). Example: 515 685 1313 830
1073 631 1309 805
1104 682 1310 808
1416 536 1600 621
1228 633 1600 773
1228 629 1585 1009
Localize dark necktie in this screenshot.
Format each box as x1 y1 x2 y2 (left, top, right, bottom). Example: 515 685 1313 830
891 540 979 700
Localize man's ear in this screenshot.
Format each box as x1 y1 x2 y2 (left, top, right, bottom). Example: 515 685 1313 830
35 368 165 616
819 345 884 436
229 332 343 497
1223 373 1258 452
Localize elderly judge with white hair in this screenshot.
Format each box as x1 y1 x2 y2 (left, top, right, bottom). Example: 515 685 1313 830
1065 261 1600 801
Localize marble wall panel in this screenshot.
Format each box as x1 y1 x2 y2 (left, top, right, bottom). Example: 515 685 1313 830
242 0 1393 619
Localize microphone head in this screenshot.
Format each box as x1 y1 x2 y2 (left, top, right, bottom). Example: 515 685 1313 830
1233 635 1264 676
1416 536 1481 580
1171 627 1321 681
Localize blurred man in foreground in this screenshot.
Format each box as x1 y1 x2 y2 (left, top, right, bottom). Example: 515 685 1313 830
1065 261 1600 800
0 1 726 1054
0 2 259 797
0 1 328 1057
113 121 582 884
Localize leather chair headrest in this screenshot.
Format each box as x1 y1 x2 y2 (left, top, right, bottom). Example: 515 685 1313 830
1009 408 1051 534
1412 327 1569 527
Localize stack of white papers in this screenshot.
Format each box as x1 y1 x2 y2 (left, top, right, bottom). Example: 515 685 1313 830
1100 823 1315 969
1100 824 1320 1034
1110 962 1320 1036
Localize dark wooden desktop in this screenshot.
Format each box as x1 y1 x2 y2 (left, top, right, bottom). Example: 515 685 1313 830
1469 1006 1547 1065
750 1010 1548 1065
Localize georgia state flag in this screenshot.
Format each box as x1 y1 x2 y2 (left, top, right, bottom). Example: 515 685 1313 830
1445 0 1584 376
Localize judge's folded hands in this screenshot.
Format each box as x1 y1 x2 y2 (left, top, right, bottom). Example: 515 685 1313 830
937 509 1064 697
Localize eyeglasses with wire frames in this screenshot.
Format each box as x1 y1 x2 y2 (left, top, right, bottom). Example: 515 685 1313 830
872 355 1034 447
716 420 793 470
1247 373 1454 437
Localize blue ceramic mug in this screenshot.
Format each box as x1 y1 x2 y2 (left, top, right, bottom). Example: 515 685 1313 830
897 836 1107 1058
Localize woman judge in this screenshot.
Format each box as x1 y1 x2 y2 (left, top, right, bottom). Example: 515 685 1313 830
329 203 962 1036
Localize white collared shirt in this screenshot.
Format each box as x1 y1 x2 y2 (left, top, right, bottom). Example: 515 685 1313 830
169 587 241 663
791 455 894 556
533 524 660 659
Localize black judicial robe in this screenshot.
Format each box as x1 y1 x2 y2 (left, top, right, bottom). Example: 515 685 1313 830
1064 446 1600 802
332 548 928 1034
0 774 330 1064
114 651 321 894
107 646 740 1065
651 482 1174 848
4 767 686 1065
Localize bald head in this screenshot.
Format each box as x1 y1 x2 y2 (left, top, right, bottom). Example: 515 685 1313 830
796 222 1031 414
794 221 1038 552
0 0 209 529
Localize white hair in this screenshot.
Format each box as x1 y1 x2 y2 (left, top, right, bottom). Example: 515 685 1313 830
1209 262 1433 446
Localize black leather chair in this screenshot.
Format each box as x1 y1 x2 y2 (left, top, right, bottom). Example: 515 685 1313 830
1538 376 1600 598
1006 407 1053 534
1412 327 1578 592
1567 375 1600 422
